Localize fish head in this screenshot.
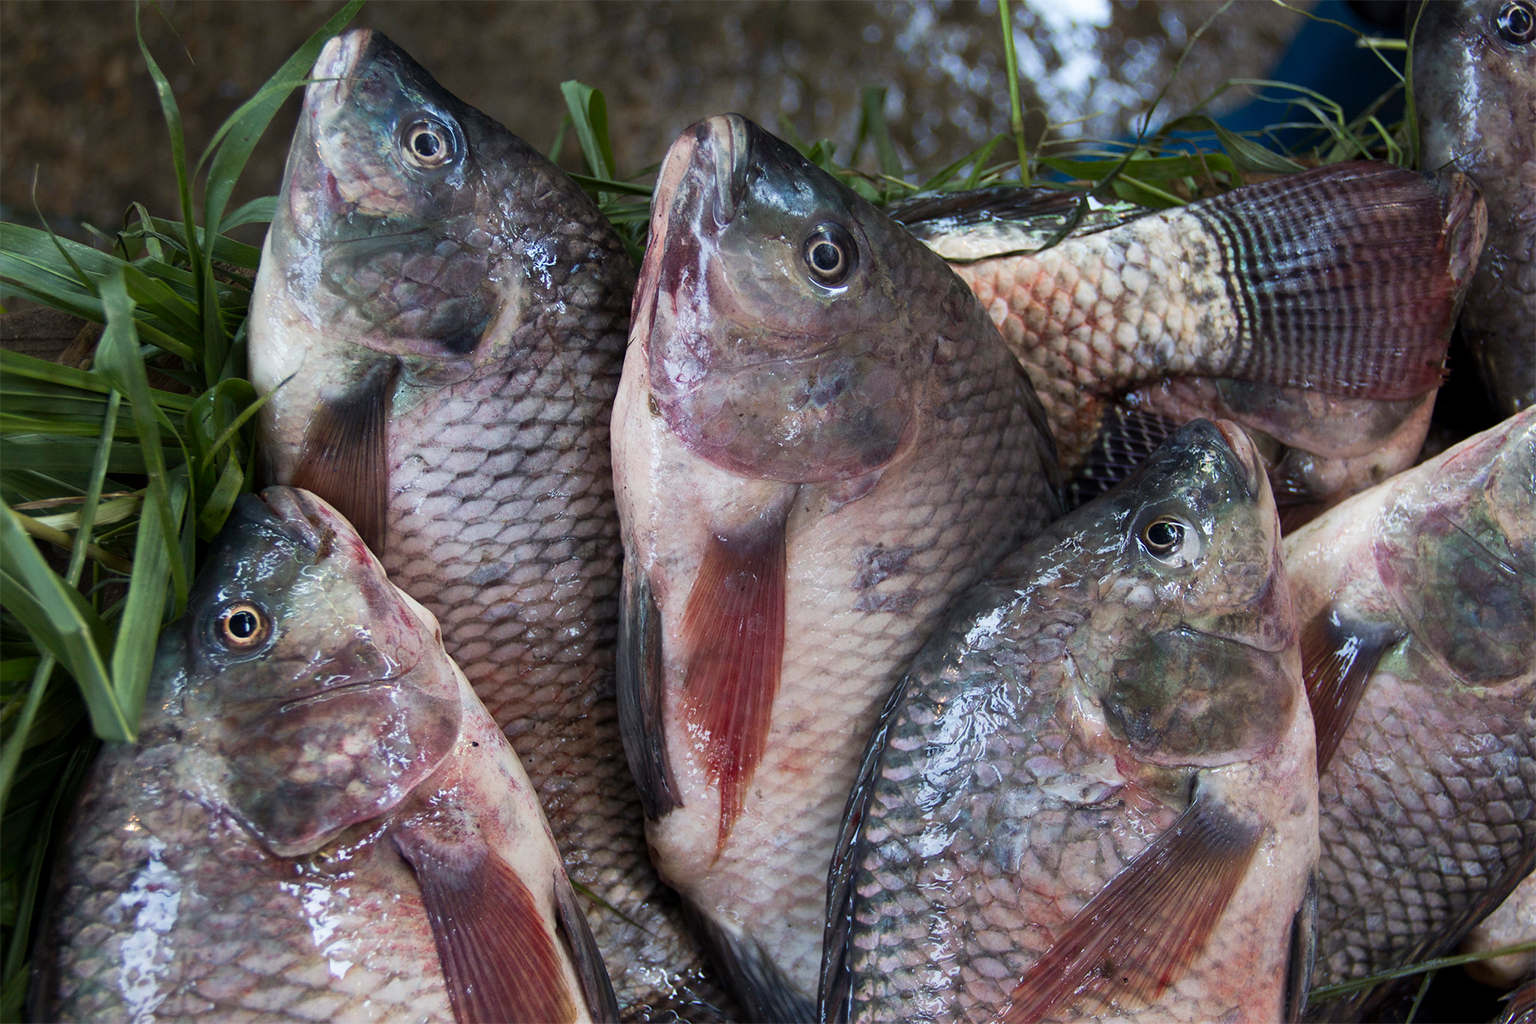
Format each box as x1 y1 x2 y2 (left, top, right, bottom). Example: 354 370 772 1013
636 113 975 482
1415 0 1536 179
155 486 461 857
1063 418 1296 769
1378 407 1536 685
267 28 538 374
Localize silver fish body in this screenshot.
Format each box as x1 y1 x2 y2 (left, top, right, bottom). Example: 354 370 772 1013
248 30 719 1017
35 488 614 1024
824 419 1318 1024
1284 407 1536 1020
1415 0 1536 416
613 114 1061 1019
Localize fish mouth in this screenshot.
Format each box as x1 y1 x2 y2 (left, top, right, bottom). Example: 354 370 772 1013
310 28 373 113
277 675 404 714
1212 418 1264 500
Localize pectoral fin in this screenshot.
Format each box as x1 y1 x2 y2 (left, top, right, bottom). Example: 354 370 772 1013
291 358 397 554
552 869 620 1024
617 565 681 820
1300 606 1402 773
396 824 577 1024
682 895 815 1023
679 512 788 849
1002 796 1262 1024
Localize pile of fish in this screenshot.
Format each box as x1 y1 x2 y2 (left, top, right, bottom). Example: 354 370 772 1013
29 11 1534 1024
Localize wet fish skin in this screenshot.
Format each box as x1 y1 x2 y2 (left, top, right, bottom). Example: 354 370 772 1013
1283 407 1536 1020
36 488 609 1024
1415 0 1536 416
1075 377 1437 527
249 31 722 1018
614 114 1060 1017
896 164 1484 491
825 419 1317 1024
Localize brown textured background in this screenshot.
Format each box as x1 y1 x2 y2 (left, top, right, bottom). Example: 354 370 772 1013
1 1 1308 239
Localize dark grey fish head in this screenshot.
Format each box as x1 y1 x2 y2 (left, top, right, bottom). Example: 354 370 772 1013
151 486 461 857
268 28 622 366
1376 406 1536 684
1017 418 1296 768
636 113 989 483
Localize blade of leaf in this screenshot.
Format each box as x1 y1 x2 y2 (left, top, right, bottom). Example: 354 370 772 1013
92 268 187 602
560 80 617 182
0 508 126 741
110 470 187 726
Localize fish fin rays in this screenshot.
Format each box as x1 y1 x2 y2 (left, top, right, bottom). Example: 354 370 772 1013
1002 796 1263 1024
681 896 816 1023
1196 161 1479 400
1069 405 1183 508
291 358 398 555
396 825 579 1024
1301 606 1402 773
679 516 788 849
618 565 682 820
552 869 621 1023
821 671 915 1024
1284 870 1319 1023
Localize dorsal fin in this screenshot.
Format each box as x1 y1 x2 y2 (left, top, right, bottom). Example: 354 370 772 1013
290 358 398 555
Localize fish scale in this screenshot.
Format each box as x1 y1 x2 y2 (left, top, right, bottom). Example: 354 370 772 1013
250 30 723 1019
1283 408 1536 1021
825 420 1317 1024
614 114 1060 1018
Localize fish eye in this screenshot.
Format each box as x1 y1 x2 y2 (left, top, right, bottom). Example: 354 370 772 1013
214 600 272 653
802 222 858 287
1497 0 1536 44
1139 515 1201 566
401 118 457 170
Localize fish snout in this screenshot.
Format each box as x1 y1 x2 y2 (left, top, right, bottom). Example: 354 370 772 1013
1213 418 1264 500
310 28 373 112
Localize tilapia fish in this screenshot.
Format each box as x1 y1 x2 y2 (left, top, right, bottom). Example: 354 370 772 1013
248 30 719 1017
895 163 1485 518
612 114 1061 1020
1283 406 1536 1020
824 419 1318 1024
1462 872 1535 990
1415 0 1536 416
34 488 616 1024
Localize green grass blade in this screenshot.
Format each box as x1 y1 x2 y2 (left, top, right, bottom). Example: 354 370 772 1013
858 86 903 181
998 0 1029 184
109 470 186 726
0 508 126 741
92 268 188 602
0 656 54 819
560 81 618 182
218 195 278 234
136 3 202 307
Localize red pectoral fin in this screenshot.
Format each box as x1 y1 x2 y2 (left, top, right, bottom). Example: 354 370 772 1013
396 825 577 1024
291 358 397 555
679 514 788 849
1002 796 1263 1024
1301 606 1402 774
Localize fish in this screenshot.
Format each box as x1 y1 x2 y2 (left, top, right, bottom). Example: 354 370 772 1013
247 30 724 1018
32 487 617 1024
612 113 1062 1020
823 418 1318 1024
1461 872 1535 991
893 163 1485 520
1414 0 1536 417
1282 406 1536 1020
